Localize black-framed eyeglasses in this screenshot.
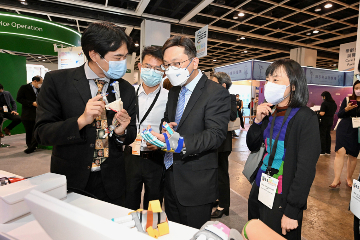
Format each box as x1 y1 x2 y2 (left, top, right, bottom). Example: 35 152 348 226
161 58 193 71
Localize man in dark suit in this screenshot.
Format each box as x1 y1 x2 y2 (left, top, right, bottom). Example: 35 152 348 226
210 72 237 219
17 76 43 153
147 36 230 229
34 22 136 206
0 84 21 137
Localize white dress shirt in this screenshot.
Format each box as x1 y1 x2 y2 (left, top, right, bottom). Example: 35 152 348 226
135 84 169 151
84 62 110 97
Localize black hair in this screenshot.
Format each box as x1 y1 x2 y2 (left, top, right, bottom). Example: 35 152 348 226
265 59 308 107
213 72 232 89
350 80 360 100
0 84 3 90
32 76 41 82
236 94 239 97
162 36 196 59
321 91 335 103
81 21 133 62
141 46 163 62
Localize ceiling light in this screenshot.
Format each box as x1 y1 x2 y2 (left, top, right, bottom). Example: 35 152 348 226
240 37 245 40
306 32 311 35
238 12 245 17
38 56 41 58
20 1 28 5
313 30 319 34
314 6 321 12
244 51 248 53
213 59 217 62
233 14 238 20
42 60 45 61
324 3 333 8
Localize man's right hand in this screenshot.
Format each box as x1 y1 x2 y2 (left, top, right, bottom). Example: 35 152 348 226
77 95 105 130
32 102 38 107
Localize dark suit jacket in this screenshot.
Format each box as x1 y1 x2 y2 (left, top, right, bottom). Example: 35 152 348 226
1 91 17 112
218 94 237 153
162 74 230 206
17 83 37 121
34 65 137 200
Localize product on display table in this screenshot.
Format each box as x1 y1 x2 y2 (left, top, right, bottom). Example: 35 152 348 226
0 172 66 224
112 200 169 239
191 221 243 240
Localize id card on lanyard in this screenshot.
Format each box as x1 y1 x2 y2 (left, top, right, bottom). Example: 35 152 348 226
131 85 161 155
258 107 291 209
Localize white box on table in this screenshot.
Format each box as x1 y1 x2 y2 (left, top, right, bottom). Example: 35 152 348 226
0 172 67 223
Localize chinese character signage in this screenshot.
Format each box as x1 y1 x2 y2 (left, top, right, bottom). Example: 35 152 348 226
195 25 208 58
338 41 356 71
214 61 252 81
252 61 271 80
306 67 344 86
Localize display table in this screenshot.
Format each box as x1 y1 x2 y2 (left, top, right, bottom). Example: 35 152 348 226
0 192 198 240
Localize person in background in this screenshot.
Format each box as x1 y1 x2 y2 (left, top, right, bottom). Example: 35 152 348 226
236 94 245 130
330 80 360 188
247 59 320 239
319 91 337 155
124 46 168 210
34 22 137 206
162 78 173 91
0 84 21 137
210 72 237 218
17 76 43 153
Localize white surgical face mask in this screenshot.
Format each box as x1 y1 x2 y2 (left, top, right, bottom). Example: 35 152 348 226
264 81 290 105
37 84 42 88
165 59 194 87
355 90 360 97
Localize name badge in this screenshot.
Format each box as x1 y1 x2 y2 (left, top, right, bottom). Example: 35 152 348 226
258 173 279 209
132 134 141 156
3 106 8 113
352 118 360 128
350 179 360 219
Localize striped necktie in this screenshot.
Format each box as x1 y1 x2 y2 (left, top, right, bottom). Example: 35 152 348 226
164 86 188 169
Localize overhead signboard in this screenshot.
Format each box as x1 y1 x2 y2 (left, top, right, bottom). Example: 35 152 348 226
214 61 252 81
195 25 208 58
338 41 356 71
306 67 344 86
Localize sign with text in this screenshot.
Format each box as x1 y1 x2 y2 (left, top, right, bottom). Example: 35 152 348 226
338 41 356 71
252 61 271 80
306 67 344 86
195 25 208 58
214 61 252 81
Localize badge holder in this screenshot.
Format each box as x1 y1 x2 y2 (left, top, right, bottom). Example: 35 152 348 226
3 106 8 113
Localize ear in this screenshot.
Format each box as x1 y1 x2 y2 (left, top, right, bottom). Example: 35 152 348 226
192 57 199 70
138 63 142 73
89 50 100 63
292 85 295 91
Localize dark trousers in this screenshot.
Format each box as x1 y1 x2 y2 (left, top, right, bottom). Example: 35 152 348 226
355 216 360 240
248 184 303 240
84 171 124 206
0 112 21 130
22 120 38 148
218 151 230 209
164 168 212 229
124 151 164 210
319 123 332 153
238 110 244 128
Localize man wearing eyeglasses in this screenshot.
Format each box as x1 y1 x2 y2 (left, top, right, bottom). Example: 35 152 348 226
34 22 137 206
124 46 168 210
146 36 230 228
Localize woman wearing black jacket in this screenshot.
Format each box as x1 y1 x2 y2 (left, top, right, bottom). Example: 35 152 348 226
319 91 337 155
246 59 320 240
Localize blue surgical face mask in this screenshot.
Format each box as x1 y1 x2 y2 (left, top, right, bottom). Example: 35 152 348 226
96 55 127 79
141 68 163 87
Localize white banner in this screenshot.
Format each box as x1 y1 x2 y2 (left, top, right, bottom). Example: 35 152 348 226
338 41 356 71
195 25 208 58
58 46 86 70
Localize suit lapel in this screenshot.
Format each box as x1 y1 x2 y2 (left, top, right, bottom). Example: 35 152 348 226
177 75 207 131
170 87 181 122
28 84 37 99
73 65 92 105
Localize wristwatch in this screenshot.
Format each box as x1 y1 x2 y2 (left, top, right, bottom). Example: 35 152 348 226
114 129 127 144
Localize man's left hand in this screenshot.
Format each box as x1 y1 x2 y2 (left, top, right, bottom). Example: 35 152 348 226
11 111 19 115
114 109 131 135
281 215 298 235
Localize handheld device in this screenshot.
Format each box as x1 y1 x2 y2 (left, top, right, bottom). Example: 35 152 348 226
350 100 357 105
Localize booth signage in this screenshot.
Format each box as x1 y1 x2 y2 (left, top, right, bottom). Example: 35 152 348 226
338 41 356 71
214 61 252 81
195 25 208 58
306 68 344 86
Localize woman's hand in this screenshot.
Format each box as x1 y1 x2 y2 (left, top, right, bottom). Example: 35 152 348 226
345 102 357 112
254 103 273 123
281 215 298 235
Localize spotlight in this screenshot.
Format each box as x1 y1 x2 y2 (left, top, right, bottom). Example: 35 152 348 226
240 37 245 40
244 50 248 53
233 14 238 20
313 30 319 34
42 60 46 61
238 12 245 17
324 3 333 8
314 6 321 12
213 59 217 62
306 32 311 35
38 56 41 58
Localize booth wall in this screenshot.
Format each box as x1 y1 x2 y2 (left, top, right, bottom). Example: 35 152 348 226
0 53 26 134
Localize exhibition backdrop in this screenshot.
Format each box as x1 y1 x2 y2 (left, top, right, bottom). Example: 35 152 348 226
0 53 26 135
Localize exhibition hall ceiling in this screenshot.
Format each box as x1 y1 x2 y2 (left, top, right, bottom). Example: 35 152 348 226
0 0 358 71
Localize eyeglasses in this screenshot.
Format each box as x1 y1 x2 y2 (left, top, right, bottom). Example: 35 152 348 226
141 63 163 72
161 58 193 71
141 67 164 76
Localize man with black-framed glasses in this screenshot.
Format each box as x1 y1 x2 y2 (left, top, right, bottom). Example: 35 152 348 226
124 46 168 210
145 36 231 229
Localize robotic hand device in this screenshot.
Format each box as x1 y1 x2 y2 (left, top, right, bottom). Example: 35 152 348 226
141 122 185 153
191 221 243 240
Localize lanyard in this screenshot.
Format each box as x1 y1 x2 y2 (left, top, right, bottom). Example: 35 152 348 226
267 107 292 175
135 85 161 132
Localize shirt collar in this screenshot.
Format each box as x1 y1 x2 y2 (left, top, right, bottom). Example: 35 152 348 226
184 69 202 92
138 83 161 96
84 62 110 82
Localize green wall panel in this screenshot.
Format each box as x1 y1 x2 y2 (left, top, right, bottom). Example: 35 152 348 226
0 53 26 135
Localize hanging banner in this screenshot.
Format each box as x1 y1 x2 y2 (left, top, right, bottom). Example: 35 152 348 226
195 25 208 58
214 61 252 81
338 41 356 71
306 67 344 86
